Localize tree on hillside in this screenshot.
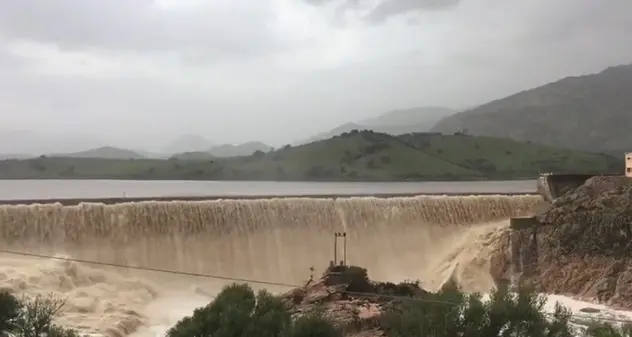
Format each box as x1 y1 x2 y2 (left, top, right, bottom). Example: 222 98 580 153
252 150 266 159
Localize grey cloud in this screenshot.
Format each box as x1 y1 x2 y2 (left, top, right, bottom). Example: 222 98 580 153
302 0 460 23
303 0 361 6
0 0 284 60
0 47 26 71
1 0 632 152
365 0 461 23
303 0 336 5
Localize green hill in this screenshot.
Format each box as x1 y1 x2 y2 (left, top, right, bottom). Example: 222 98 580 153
0 131 620 181
431 64 632 153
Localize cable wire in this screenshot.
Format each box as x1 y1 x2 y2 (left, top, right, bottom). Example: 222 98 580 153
1 248 632 324
0 249 298 288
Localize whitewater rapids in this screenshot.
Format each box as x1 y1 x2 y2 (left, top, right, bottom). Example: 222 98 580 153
0 194 625 336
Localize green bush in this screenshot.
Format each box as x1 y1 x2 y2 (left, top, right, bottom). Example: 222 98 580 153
0 291 78 337
380 282 579 337
586 322 632 337
381 282 572 337
167 283 341 337
282 312 343 337
166 271 632 337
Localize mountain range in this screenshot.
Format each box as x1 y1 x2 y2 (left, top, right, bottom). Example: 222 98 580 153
0 130 106 156
170 142 273 159
162 134 214 154
50 146 146 160
4 62 632 159
46 141 274 160
301 106 455 144
431 63 632 154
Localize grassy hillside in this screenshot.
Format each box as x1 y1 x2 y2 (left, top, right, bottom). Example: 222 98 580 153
431 64 632 153
51 146 144 159
0 131 620 181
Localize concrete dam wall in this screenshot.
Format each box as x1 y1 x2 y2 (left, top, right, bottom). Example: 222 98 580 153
536 173 603 202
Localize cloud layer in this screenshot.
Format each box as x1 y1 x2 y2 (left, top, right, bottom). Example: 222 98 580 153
0 0 630 151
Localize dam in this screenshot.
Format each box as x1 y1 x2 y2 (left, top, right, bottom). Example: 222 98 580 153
0 175 600 335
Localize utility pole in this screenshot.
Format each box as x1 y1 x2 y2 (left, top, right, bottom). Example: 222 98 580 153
333 232 347 266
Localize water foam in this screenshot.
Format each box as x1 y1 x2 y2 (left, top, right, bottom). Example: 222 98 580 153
0 195 545 335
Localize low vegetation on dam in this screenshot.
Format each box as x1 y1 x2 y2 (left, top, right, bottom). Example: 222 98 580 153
0 131 622 181
0 181 631 336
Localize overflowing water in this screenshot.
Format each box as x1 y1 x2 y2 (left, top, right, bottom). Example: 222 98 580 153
0 194 626 335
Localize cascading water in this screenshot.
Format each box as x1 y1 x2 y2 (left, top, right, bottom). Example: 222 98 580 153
0 195 542 335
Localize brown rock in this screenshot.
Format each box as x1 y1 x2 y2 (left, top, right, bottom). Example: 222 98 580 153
523 176 632 308
280 266 420 337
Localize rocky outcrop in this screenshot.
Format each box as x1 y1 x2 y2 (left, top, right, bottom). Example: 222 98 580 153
539 175 632 257
507 176 632 308
282 265 427 337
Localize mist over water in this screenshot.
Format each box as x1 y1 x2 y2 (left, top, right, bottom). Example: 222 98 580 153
0 195 542 335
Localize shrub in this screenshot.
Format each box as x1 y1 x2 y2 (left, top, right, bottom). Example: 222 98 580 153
166 270 632 337
167 283 341 337
380 282 578 337
282 312 343 337
0 292 78 337
328 265 372 293
0 292 20 333
586 322 632 337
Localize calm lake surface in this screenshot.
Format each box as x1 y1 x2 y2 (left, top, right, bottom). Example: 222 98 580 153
0 179 537 200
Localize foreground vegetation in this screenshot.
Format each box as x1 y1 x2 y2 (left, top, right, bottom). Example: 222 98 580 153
0 292 77 336
0 131 621 181
162 265 632 337
2 265 632 336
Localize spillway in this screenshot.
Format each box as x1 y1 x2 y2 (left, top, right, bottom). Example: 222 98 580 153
0 194 542 335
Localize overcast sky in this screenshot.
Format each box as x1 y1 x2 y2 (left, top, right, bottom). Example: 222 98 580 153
0 0 631 151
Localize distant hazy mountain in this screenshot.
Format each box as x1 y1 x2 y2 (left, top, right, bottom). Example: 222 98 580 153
0 153 32 160
208 142 272 157
170 142 272 160
304 106 455 144
52 146 145 159
0 129 106 156
132 149 174 159
431 64 632 153
360 106 454 127
170 151 214 160
163 134 214 154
